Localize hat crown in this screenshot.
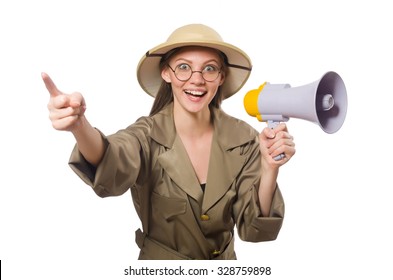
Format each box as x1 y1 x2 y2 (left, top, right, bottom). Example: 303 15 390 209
166 24 224 44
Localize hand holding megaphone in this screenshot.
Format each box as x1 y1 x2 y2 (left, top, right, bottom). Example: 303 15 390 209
244 71 348 160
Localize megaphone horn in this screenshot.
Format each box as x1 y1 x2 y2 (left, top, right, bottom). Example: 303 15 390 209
244 71 348 160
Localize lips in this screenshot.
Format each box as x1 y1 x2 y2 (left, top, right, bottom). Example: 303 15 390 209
184 90 207 98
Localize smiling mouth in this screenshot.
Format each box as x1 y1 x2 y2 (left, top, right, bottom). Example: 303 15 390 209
184 90 207 98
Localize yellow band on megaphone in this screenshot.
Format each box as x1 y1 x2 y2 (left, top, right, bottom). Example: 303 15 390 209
244 82 266 118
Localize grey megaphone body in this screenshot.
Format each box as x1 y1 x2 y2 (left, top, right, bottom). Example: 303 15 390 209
244 71 348 160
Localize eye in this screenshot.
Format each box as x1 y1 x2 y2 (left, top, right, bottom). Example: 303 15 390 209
203 65 219 72
177 63 191 71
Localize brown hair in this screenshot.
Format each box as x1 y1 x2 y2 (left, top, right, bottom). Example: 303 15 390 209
149 47 228 117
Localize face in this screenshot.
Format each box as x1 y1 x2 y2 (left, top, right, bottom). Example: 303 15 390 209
161 46 225 116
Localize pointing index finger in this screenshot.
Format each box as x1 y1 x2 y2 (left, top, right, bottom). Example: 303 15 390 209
41 72 62 97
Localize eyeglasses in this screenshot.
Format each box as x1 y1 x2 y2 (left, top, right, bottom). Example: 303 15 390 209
167 63 222 82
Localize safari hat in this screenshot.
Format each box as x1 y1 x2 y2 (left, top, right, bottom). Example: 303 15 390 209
137 24 252 99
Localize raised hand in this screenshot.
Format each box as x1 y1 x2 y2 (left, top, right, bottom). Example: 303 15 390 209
42 72 86 131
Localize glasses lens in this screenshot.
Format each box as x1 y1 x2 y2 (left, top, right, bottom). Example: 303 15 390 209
175 64 192 81
202 65 220 82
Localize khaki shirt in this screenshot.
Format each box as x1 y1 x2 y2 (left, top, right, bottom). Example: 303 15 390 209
69 104 284 260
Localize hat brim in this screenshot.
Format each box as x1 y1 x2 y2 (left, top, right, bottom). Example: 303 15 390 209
137 40 252 99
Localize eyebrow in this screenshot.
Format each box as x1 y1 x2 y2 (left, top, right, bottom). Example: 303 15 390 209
146 51 252 71
173 58 221 66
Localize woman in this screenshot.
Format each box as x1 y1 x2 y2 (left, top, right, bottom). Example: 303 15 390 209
42 24 295 260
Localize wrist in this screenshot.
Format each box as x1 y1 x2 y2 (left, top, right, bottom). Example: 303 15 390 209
261 157 279 174
71 115 90 138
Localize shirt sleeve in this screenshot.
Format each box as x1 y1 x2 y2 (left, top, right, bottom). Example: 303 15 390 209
233 137 285 242
68 118 151 198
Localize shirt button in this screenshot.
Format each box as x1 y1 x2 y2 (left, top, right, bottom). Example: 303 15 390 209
200 214 210 221
212 249 221 256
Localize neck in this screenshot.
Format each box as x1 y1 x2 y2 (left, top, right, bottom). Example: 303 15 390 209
174 105 212 137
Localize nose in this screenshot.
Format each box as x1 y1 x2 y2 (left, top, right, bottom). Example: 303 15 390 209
189 70 205 84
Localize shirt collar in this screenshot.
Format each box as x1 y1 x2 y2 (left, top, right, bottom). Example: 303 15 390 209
150 103 258 150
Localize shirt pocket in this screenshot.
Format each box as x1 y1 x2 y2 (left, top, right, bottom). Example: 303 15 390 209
151 192 187 221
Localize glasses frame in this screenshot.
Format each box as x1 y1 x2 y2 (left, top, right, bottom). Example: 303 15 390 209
167 63 223 82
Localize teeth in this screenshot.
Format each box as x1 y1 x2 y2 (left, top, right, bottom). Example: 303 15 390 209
185 90 206 96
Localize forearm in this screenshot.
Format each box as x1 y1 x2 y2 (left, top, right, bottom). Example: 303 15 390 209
258 160 279 217
71 116 105 167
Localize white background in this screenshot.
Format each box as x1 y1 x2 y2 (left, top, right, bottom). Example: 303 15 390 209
1 0 392 279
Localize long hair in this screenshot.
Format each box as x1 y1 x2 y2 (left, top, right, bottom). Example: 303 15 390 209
149 47 228 117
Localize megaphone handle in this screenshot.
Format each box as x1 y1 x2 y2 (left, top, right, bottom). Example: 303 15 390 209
267 120 285 161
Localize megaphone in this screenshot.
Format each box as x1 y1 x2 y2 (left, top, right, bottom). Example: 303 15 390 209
244 71 347 160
